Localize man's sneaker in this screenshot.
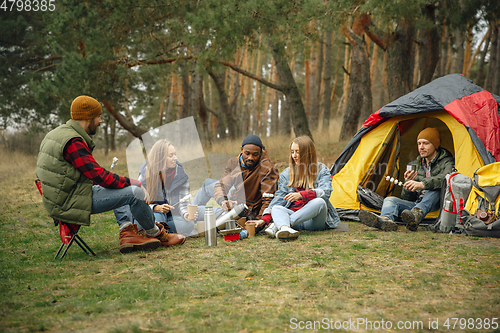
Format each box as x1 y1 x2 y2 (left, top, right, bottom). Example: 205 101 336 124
119 223 161 253
401 207 423 231
359 210 398 231
276 225 299 241
265 223 278 238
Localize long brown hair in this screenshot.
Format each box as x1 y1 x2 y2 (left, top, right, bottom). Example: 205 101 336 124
287 136 318 189
145 140 175 203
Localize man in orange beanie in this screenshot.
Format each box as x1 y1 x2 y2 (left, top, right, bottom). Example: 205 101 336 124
36 95 185 254
359 127 455 232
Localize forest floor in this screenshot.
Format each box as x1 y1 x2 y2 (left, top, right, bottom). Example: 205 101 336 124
1 127 499 333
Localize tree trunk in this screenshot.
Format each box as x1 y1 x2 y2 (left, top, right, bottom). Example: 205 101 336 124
386 18 415 101
484 24 498 92
279 94 291 136
271 72 279 135
229 69 241 135
339 22 372 140
463 27 473 75
338 36 351 118
417 4 440 87
110 117 116 151
270 40 312 139
475 28 491 86
188 57 210 145
454 28 465 74
103 114 109 156
322 30 333 131
437 24 448 77
103 100 148 138
180 61 190 119
209 68 240 139
165 77 175 123
309 34 324 130
493 22 500 95
380 50 388 107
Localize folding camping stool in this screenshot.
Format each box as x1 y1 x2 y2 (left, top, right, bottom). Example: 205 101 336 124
35 178 96 259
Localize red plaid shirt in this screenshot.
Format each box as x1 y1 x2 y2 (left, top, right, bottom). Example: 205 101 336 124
261 187 317 225
63 138 133 188
291 187 317 211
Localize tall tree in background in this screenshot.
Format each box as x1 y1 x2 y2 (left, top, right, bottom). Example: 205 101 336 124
339 14 373 140
416 3 440 87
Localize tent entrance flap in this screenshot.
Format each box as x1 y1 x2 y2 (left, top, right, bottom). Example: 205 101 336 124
357 117 455 200
359 124 400 198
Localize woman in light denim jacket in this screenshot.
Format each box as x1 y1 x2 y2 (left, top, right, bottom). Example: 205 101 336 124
263 136 340 240
114 140 197 236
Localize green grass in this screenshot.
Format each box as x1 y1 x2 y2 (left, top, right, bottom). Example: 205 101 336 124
1 134 500 332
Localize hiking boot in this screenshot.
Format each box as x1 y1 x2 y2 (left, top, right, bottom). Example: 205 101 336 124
119 224 161 254
359 210 398 231
137 228 146 237
265 223 278 238
154 222 186 247
276 225 299 241
402 207 423 232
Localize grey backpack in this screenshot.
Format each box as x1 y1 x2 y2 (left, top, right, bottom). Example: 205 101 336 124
430 172 473 233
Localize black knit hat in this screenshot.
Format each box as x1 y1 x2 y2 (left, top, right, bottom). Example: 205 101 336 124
241 134 263 149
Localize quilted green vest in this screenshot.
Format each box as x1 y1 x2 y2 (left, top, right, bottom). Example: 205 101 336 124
36 120 95 226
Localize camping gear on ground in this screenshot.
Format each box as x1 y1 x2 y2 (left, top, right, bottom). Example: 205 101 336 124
460 162 500 237
204 207 217 246
429 172 473 232
475 209 495 224
357 185 384 211
218 219 243 241
331 74 500 223
459 215 500 237
35 178 95 259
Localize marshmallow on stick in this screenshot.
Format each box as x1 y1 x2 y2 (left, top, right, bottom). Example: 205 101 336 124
111 157 118 170
385 175 403 186
172 194 192 207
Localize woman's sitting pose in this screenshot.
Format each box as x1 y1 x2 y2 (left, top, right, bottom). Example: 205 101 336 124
263 136 340 241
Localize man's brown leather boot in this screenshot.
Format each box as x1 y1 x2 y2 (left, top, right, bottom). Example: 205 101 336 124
119 223 161 253
154 222 186 247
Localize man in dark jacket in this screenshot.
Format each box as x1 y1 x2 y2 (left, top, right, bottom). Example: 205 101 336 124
360 127 455 231
192 135 279 233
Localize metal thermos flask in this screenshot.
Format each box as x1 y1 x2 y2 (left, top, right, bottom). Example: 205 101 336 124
204 207 217 247
440 200 456 232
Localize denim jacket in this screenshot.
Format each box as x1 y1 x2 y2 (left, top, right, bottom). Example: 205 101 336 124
138 161 190 217
263 162 341 228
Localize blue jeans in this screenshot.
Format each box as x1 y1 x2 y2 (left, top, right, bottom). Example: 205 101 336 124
153 211 195 236
380 190 441 221
92 185 155 230
191 178 228 224
192 178 219 205
271 198 328 231
114 205 198 236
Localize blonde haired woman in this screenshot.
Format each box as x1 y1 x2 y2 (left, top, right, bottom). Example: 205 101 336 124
263 136 340 240
139 139 198 236
114 139 195 241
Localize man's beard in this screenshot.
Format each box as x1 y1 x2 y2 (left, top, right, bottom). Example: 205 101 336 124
88 120 99 135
